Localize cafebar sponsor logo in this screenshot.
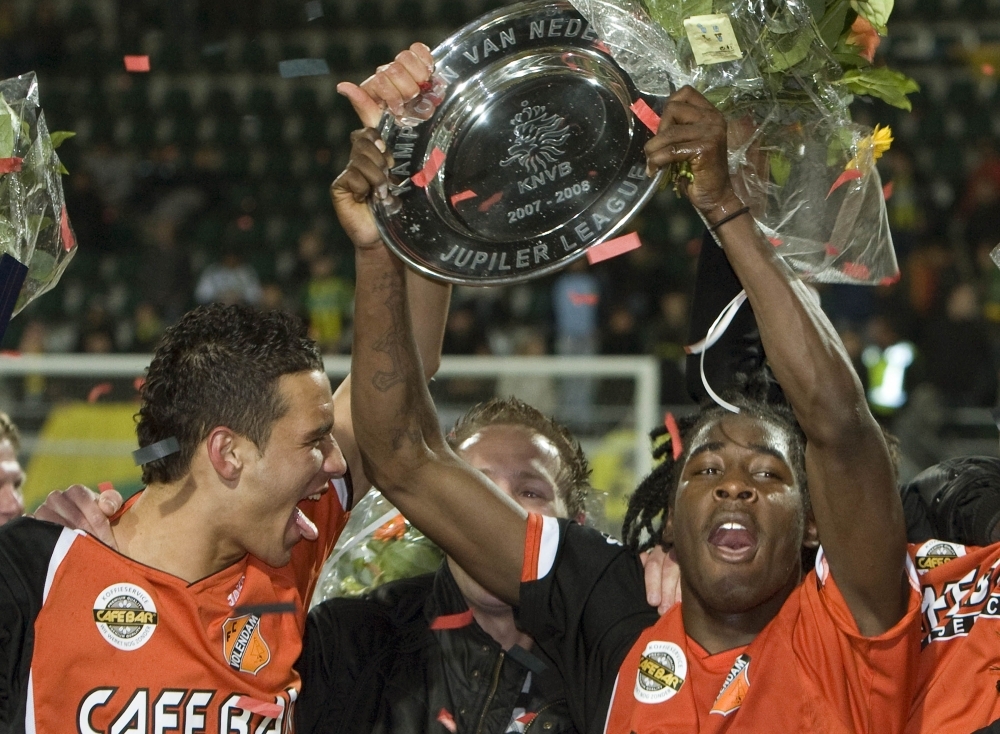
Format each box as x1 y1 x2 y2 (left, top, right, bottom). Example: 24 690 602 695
710 653 751 716
634 641 686 704
915 539 966 573
93 583 158 650
223 614 271 674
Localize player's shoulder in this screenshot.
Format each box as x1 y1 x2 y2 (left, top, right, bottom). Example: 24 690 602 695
0 517 68 565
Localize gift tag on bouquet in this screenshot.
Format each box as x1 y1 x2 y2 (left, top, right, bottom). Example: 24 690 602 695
683 14 743 65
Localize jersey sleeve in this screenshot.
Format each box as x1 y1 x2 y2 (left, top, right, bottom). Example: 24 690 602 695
794 549 921 734
516 515 659 734
289 472 353 603
0 518 65 730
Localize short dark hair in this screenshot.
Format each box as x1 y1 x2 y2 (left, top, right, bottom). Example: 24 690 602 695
446 397 591 519
0 411 20 451
136 304 323 484
622 371 808 553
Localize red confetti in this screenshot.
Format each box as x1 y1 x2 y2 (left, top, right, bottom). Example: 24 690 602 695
594 40 612 54
826 169 863 198
97 481 115 493
133 376 145 392
568 291 598 307
586 232 642 265
0 350 20 357
418 80 433 92
879 272 901 286
411 147 446 188
517 713 538 725
234 697 283 719
0 158 22 174
437 709 458 733
87 382 112 403
984 63 995 76
883 181 894 201
60 204 76 252
825 244 840 257
429 609 475 630
841 262 870 280
630 99 661 134
664 412 683 460
477 191 503 212
123 55 151 72
449 189 478 206
768 237 783 248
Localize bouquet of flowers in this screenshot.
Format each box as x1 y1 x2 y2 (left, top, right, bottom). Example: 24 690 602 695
314 491 444 603
0 72 76 314
570 0 918 284
0 71 76 314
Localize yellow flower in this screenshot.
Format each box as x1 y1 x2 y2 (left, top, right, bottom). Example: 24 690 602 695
846 124 893 171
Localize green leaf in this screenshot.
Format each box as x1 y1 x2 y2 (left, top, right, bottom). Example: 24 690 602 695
835 67 919 110
817 0 851 50
763 30 813 71
0 112 15 159
49 131 75 149
804 0 827 21
770 152 792 186
827 127 857 166
644 0 713 39
832 50 871 69
57 161 69 175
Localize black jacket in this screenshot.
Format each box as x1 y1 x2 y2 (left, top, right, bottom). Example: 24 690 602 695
296 561 578 734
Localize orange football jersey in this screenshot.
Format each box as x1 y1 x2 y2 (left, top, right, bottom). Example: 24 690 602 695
906 540 1000 733
519 515 921 734
10 477 349 734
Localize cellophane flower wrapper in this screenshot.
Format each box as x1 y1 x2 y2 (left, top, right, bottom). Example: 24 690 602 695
569 0 898 284
0 72 76 313
313 490 444 605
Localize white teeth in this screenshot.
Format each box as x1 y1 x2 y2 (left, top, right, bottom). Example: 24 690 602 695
720 522 746 531
308 493 321 501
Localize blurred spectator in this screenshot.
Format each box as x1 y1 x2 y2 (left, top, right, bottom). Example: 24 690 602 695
647 291 691 404
17 319 46 403
919 283 997 408
305 253 354 353
552 260 599 427
130 302 164 352
442 303 489 355
601 303 643 355
0 412 25 526
77 302 116 353
194 246 262 305
862 313 916 418
137 218 193 322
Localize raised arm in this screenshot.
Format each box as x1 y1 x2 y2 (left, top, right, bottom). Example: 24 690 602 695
335 129 527 603
331 43 451 505
646 87 907 635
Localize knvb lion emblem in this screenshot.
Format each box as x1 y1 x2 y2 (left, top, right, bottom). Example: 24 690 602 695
500 101 571 173
223 614 271 675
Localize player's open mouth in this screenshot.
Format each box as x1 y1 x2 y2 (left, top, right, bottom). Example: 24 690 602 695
707 516 758 562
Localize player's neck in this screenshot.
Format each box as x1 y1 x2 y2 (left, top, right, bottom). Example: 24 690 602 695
448 556 534 651
111 479 246 583
680 573 798 655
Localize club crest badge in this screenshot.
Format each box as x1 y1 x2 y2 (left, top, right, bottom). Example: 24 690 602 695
710 653 751 716
223 614 271 675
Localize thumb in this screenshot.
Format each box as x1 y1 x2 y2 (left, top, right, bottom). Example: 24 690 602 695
337 82 385 129
97 489 124 518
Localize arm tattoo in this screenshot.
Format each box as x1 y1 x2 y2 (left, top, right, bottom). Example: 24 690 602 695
371 273 411 393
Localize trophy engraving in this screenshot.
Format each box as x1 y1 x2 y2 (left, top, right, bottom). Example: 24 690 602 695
370 0 666 285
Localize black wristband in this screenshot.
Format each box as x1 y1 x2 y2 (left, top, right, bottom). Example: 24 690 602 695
708 206 751 232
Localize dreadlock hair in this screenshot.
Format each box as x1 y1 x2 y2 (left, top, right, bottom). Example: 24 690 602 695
622 369 809 555
446 396 591 519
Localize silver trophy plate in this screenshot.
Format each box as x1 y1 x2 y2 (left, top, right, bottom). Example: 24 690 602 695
371 0 666 285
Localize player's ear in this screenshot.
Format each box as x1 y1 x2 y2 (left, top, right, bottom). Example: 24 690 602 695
206 426 244 485
802 511 819 549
